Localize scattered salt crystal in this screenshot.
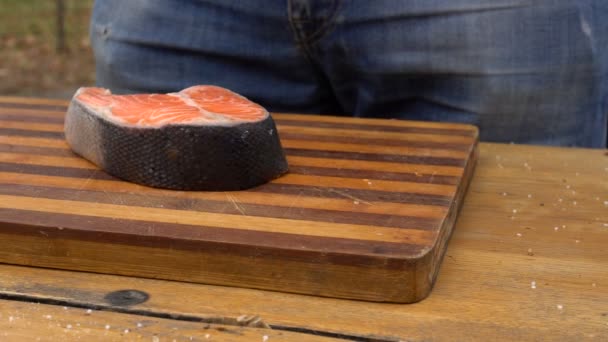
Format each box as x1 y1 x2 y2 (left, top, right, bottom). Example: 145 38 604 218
512 209 518 214
205 334 211 339
575 172 580 176
558 198 563 202
85 309 92 315
9 316 14 322
152 336 160 342
516 233 522 237
124 328 130 334
554 227 559 231
592 283 597 287
596 197 600 201
501 192 508 196
566 185 571 189
531 281 537 289
63 307 68 310
603 223 608 227
562 225 566 228
353 201 359 205
105 325 110 330
604 201 608 206
137 322 143 328
263 335 269 342
557 304 563 310
572 191 576 195
44 315 52 319
66 324 72 329
527 194 532 198
575 240 580 243
527 248 534 256
573 201 577 205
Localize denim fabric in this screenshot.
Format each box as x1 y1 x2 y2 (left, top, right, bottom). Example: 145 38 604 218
91 0 608 147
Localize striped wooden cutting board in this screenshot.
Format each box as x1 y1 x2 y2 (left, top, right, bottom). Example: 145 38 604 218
0 96 478 303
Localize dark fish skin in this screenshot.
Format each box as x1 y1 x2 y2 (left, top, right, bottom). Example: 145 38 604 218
64 100 289 191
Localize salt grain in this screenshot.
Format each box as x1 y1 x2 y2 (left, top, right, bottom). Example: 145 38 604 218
152 336 160 342
205 334 211 339
85 309 92 315
501 192 508 196
263 335 269 342
9 316 14 322
516 233 522 237
66 324 72 329
105 325 110 330
44 315 52 319
604 201 608 206
527 194 532 198
575 240 580 243
603 223 608 227
124 329 130 334
137 322 143 328
566 185 571 189
557 304 563 310
554 226 559 231
558 198 563 202
512 209 518 214
531 281 537 289
527 248 534 256
353 201 359 205
592 283 597 287
573 201 577 205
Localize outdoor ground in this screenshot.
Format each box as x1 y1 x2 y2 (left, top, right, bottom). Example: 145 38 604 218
0 0 95 99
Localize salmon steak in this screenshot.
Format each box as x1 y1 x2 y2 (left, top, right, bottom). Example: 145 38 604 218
64 85 288 190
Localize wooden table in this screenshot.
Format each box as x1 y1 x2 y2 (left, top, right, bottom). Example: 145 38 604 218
1 97 607 341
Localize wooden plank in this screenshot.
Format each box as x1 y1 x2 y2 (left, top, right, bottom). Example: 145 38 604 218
0 299 340 341
0 99 478 303
0 143 604 341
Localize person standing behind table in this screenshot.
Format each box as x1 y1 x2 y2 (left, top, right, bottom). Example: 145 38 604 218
90 0 608 147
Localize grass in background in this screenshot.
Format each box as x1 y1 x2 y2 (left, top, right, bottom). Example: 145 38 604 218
0 0 95 98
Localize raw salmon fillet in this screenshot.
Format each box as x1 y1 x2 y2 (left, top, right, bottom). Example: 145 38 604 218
64 85 288 190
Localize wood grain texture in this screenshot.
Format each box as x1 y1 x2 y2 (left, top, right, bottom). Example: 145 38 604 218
0 97 479 303
0 143 605 341
0 299 341 342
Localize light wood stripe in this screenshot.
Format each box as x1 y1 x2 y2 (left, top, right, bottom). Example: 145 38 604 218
0 107 66 117
0 120 469 159
0 136 67 148
287 156 464 176
0 172 448 218
0 137 465 176
277 126 474 144
273 174 455 196
271 113 477 131
0 194 435 244
281 140 468 158
0 120 62 132
0 97 68 106
0 151 455 196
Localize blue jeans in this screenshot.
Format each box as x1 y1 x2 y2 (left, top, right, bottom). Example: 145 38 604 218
91 0 608 147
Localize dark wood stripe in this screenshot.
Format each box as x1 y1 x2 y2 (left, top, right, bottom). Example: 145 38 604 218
0 162 115 180
287 165 458 185
0 183 440 230
0 207 423 268
284 148 465 167
0 162 451 206
0 144 460 185
0 144 75 157
0 128 64 139
255 183 451 206
0 102 67 112
279 132 472 150
275 118 476 136
0 128 466 166
0 113 64 124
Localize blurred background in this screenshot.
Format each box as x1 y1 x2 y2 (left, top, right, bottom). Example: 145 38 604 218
0 0 95 98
